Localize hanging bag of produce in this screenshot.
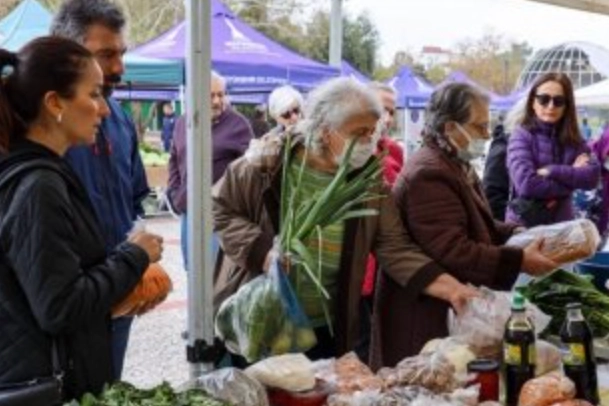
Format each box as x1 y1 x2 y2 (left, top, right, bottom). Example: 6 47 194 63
215 255 316 363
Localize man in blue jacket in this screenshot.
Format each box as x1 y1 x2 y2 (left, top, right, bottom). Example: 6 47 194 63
51 0 149 379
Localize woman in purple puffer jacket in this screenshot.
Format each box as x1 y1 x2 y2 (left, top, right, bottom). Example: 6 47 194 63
506 72 600 227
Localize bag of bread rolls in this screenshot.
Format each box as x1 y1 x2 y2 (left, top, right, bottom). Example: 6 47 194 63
506 219 600 266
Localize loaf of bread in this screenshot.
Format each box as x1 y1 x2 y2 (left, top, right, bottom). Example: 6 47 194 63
506 219 600 266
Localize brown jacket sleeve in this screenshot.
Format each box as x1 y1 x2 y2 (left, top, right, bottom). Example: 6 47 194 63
212 158 274 273
375 190 445 294
398 166 522 289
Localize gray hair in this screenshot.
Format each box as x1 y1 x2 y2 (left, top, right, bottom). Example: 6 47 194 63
423 83 489 138
297 77 382 153
504 96 527 134
268 85 304 119
50 0 126 44
211 70 227 89
368 81 396 95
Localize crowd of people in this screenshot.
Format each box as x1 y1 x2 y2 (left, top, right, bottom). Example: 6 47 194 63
0 0 607 403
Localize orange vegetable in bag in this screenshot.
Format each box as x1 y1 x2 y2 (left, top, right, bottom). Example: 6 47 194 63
112 263 172 317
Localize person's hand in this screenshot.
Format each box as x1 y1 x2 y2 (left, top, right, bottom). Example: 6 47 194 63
262 250 293 273
522 238 557 276
448 283 480 315
573 153 590 168
129 231 164 263
424 273 480 314
537 167 550 177
513 226 526 235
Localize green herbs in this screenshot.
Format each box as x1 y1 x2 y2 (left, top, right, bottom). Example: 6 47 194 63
65 381 229 406
519 269 609 337
278 135 384 329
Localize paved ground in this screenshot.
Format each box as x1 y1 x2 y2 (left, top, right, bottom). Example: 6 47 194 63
122 216 192 388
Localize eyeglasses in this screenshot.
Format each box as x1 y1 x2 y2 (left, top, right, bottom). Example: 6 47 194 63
535 94 566 108
465 122 490 135
280 107 300 120
384 107 395 117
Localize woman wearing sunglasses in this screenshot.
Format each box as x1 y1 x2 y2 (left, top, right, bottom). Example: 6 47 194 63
506 72 599 228
268 85 304 134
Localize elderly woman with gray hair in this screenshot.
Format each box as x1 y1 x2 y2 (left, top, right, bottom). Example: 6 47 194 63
268 85 304 132
371 83 557 368
213 78 478 362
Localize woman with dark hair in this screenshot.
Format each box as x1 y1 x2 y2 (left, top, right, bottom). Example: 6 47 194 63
0 37 163 400
371 83 557 369
506 72 600 227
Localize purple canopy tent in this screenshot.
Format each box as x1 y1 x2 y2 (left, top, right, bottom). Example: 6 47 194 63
341 60 370 83
131 0 338 94
388 66 435 109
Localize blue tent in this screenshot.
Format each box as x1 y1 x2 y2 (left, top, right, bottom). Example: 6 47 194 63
388 66 435 109
0 0 51 51
130 0 339 93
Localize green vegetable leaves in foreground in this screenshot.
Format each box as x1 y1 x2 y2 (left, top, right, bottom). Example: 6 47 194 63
64 381 230 406
519 269 609 337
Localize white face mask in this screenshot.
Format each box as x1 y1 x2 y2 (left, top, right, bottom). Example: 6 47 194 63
454 123 487 162
333 136 375 169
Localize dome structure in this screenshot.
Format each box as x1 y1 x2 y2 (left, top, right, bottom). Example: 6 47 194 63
516 42 609 90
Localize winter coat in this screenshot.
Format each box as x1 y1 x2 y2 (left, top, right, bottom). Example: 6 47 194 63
483 125 510 221
506 120 600 226
371 143 522 369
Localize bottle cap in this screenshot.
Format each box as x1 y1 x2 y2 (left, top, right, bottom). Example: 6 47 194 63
566 302 582 310
512 291 525 310
467 359 500 373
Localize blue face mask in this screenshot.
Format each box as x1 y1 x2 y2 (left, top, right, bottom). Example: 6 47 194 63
455 123 487 162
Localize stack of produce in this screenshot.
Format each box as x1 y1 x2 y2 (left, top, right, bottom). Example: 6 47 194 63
519 372 593 406
519 269 609 337
139 143 170 167
65 382 229 406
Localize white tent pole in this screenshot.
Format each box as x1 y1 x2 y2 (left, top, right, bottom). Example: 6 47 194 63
186 0 214 377
329 0 342 68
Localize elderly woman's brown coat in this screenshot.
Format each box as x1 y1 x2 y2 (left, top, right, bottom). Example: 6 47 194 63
212 138 445 357
370 143 523 369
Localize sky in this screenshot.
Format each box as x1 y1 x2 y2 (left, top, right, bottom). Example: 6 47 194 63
342 0 609 65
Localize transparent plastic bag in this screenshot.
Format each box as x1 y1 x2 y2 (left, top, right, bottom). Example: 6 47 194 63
377 352 459 393
214 257 316 362
506 219 601 266
245 353 316 392
315 353 384 395
183 368 269 406
448 288 551 358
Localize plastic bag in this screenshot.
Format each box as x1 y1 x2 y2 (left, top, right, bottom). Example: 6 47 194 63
420 337 476 376
519 372 576 406
314 353 384 395
535 340 562 376
183 368 269 406
112 263 172 317
506 219 601 266
377 352 459 393
214 257 316 362
245 353 316 392
448 287 551 358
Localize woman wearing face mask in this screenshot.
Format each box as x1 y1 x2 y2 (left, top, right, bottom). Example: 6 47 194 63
213 78 478 364
371 83 557 367
506 72 600 227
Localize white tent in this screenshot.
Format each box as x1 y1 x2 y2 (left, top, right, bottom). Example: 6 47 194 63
524 0 609 15
576 79 609 107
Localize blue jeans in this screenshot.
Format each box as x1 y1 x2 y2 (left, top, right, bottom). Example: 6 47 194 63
180 213 219 271
111 316 134 379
